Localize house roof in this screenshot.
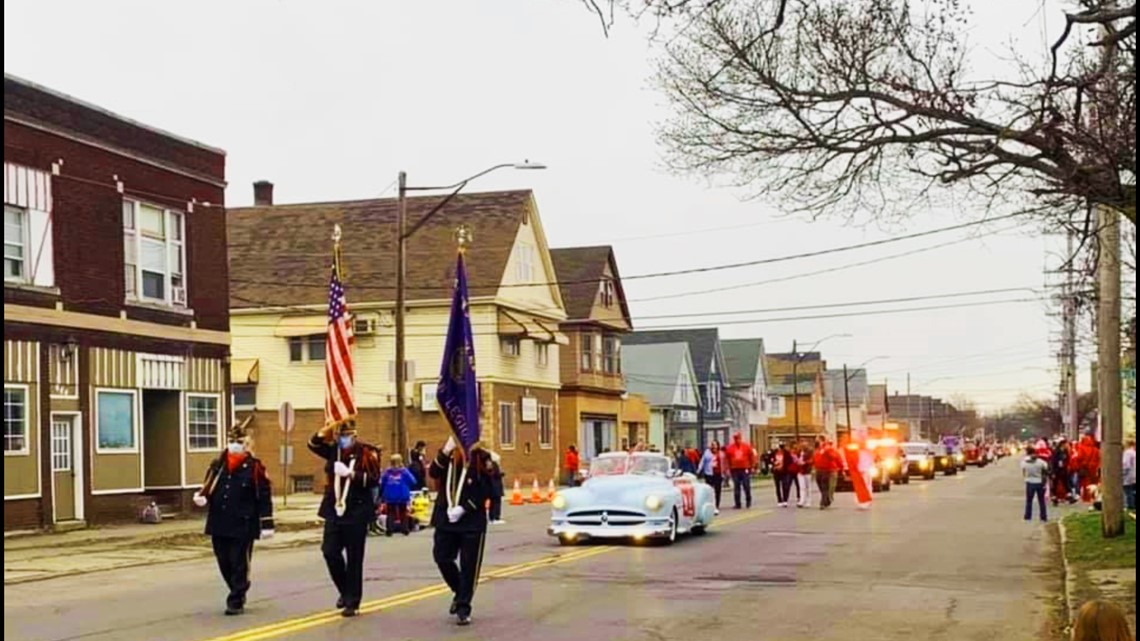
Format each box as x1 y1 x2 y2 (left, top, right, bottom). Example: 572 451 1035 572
824 369 869 403
721 338 766 386
624 329 721 380
228 190 545 310
622 342 694 407
548 246 632 325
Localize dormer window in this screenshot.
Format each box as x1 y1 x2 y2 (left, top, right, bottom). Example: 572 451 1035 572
599 279 615 308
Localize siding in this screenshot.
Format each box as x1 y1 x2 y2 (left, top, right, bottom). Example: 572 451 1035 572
496 216 564 315
89 347 137 388
47 343 79 397
186 356 225 392
4 339 40 383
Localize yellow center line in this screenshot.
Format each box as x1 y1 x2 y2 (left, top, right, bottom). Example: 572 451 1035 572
204 509 771 641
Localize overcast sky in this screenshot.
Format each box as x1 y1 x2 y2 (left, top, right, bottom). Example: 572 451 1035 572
5 0 1091 412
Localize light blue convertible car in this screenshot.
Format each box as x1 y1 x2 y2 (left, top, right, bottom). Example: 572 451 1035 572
548 452 717 546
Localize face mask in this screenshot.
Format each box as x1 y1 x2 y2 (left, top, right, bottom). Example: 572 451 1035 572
228 442 245 455
338 436 355 450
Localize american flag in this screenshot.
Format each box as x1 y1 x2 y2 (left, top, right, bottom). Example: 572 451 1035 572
325 262 356 423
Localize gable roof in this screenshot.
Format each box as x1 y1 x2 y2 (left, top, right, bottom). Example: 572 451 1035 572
721 338 767 387
228 190 551 310
622 342 695 407
824 368 869 403
624 329 722 380
548 246 632 326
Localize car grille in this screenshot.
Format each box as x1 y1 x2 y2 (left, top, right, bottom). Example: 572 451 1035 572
566 509 647 527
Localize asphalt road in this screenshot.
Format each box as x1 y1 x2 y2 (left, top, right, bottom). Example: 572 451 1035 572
4 458 1065 641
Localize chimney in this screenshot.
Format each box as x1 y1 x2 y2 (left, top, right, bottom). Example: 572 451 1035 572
253 180 274 206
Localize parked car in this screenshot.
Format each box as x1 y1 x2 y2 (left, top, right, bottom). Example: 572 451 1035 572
901 442 938 480
548 452 716 546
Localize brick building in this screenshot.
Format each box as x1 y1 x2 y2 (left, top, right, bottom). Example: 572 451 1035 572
4 75 231 530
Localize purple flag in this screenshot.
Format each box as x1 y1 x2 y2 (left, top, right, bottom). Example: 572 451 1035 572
436 253 481 453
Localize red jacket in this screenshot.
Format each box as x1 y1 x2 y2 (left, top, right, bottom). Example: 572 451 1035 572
565 450 580 472
813 446 843 473
724 441 757 471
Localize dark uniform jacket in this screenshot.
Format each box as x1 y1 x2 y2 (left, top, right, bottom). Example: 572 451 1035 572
308 435 382 525
204 453 274 539
429 450 494 533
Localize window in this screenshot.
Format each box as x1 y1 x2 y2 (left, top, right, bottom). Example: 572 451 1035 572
514 243 535 282
233 385 257 409
599 279 616 308
51 421 72 472
291 475 315 493
538 405 554 448
500 337 521 357
499 402 516 448
96 390 136 451
4 387 28 454
535 342 550 367
770 396 785 419
187 395 220 451
123 200 185 305
603 335 621 374
580 333 594 372
288 336 325 363
4 205 27 282
706 381 721 413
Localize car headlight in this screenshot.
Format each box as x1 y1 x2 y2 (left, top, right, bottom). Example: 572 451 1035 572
645 495 663 511
955 454 965 462
921 460 932 469
885 457 899 470
551 494 567 510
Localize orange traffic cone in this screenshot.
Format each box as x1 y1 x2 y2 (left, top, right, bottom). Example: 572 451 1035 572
510 479 524 506
530 479 544 503
545 479 557 502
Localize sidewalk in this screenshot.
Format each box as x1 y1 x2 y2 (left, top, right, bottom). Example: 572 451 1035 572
4 493 326 586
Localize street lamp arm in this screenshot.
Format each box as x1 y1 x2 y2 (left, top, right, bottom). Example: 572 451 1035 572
403 179 470 241
402 163 516 193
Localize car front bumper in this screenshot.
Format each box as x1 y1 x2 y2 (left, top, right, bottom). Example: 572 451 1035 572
548 519 673 541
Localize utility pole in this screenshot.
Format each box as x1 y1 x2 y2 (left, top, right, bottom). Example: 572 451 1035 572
394 171 409 459
1063 226 1080 441
842 364 852 443
792 340 800 444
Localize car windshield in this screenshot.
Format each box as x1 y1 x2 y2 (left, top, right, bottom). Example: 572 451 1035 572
629 456 670 476
902 444 930 455
589 456 629 477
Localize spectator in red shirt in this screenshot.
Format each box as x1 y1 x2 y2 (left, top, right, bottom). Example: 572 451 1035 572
564 445 580 487
724 433 757 509
812 438 844 509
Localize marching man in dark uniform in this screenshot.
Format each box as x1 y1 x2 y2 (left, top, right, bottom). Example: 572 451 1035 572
429 436 496 626
308 419 381 617
193 422 274 616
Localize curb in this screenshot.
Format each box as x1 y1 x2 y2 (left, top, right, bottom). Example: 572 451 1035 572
1058 515 1075 627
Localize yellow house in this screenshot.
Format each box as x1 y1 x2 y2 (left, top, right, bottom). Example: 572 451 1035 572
227 186 567 488
549 246 648 463
764 351 826 445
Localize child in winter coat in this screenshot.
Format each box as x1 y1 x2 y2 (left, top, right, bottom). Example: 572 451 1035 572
380 454 418 535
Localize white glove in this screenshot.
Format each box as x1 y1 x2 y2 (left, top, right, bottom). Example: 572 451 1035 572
447 506 466 523
260 529 275 540
490 451 502 465
193 494 208 508
442 437 457 455
334 461 352 478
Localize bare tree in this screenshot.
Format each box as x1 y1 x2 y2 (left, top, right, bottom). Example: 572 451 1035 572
654 0 1136 227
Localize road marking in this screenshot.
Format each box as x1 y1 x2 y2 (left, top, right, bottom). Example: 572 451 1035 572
201 510 771 641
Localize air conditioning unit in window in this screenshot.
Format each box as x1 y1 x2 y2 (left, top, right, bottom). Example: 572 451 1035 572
172 286 187 306
353 314 378 336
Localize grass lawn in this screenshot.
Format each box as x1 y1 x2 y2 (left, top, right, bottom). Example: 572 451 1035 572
1063 512 1137 571
1062 511 1137 636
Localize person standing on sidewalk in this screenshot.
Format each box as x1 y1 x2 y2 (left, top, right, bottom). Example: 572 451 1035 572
308 420 382 617
409 440 428 492
564 445 580 487
698 440 729 515
379 454 417 536
724 432 757 509
487 454 506 525
193 422 274 616
1123 440 1136 512
430 437 495 626
1020 448 1050 522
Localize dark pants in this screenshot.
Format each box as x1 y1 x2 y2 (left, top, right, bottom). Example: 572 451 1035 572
816 472 835 508
708 474 724 508
385 502 410 535
1024 483 1047 522
731 470 752 508
775 473 795 504
433 529 485 618
321 521 369 607
489 494 503 522
1125 484 1136 511
211 536 254 609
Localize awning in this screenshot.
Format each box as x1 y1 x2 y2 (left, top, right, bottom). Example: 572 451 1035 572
230 359 260 385
497 310 529 337
273 316 326 338
534 319 570 346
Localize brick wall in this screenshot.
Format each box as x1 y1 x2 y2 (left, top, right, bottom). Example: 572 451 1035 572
3 498 42 531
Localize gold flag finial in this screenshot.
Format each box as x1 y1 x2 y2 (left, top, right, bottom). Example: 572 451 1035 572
455 224 472 253
332 223 343 244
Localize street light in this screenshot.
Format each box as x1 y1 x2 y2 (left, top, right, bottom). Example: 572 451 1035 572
394 161 547 457
791 333 852 443
842 356 889 439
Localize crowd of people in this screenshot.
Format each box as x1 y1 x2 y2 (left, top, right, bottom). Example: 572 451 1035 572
1019 432 1138 522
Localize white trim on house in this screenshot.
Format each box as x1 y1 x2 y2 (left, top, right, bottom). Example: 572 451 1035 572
48 411 84 523
186 392 223 453
93 387 141 455
90 488 145 496
3 383 32 456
